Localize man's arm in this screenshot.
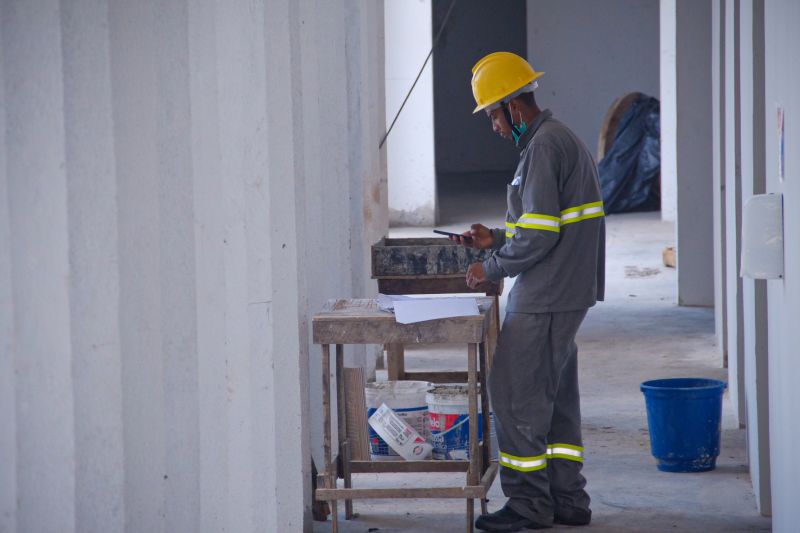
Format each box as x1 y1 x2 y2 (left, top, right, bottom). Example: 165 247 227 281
482 143 562 281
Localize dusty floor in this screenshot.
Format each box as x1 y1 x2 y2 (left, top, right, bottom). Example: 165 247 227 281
314 187 771 532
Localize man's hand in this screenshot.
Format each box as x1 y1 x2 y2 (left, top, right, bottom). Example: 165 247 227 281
448 223 493 249
466 262 489 289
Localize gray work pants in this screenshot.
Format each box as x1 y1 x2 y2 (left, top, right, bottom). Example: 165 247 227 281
488 310 590 524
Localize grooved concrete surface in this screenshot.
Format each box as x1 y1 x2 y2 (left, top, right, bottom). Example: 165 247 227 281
314 202 771 532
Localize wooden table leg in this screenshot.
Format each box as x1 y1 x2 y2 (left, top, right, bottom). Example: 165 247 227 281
386 343 405 380
343 440 354 519
335 344 353 520
467 342 479 532
479 341 491 518
479 342 491 470
336 344 346 477
321 344 338 532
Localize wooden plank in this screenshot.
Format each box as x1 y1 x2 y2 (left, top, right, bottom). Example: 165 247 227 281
386 343 405 380
343 367 369 462
342 440 353 519
320 344 338 532
480 462 499 489
336 345 345 469
371 237 492 277
378 276 502 296
313 298 494 345
316 485 490 501
467 343 479 487
349 460 469 474
403 371 472 384
479 343 491 470
315 320 486 345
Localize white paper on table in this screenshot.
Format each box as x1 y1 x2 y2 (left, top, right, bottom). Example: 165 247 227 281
393 297 479 324
377 293 414 312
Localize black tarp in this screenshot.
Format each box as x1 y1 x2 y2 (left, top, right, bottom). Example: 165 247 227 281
598 95 661 214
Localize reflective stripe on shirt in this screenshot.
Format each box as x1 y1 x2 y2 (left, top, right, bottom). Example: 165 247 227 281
560 201 605 226
504 201 604 239
516 213 561 232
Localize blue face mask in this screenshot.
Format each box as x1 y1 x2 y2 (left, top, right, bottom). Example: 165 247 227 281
502 104 527 144
512 120 527 144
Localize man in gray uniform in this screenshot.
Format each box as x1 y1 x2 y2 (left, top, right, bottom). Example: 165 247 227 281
454 52 605 531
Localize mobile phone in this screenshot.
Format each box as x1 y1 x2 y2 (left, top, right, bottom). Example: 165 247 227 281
433 229 473 242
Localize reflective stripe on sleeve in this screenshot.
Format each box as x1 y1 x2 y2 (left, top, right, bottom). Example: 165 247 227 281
547 443 584 463
504 221 515 239
560 201 604 226
499 451 548 472
516 213 561 233
504 200 603 237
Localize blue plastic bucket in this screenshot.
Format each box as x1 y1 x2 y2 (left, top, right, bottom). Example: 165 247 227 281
640 378 727 472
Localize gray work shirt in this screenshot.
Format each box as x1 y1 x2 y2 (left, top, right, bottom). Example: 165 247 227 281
482 109 606 313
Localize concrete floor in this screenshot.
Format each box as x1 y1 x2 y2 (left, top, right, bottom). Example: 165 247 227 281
315 187 771 532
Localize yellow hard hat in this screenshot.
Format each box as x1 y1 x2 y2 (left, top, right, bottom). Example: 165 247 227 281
471 52 544 114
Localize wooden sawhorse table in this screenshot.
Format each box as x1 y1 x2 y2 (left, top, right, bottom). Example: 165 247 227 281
312 297 498 533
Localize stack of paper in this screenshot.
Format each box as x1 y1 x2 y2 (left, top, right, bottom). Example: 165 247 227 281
378 294 479 324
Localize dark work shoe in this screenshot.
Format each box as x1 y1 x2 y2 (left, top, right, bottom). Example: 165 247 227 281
554 507 591 526
475 504 552 531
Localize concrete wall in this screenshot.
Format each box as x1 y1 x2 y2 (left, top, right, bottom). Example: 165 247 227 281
714 0 800 524
433 0 526 178
661 0 715 307
763 0 800 528
385 0 436 226
0 1 387 532
528 0 660 159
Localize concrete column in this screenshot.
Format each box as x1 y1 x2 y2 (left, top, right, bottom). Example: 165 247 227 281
186 1 229 529
108 1 168 529
660 0 678 222
2 3 77 532
738 0 771 516
263 1 309 528
711 0 729 364
675 0 714 308
723 0 747 426
661 0 715 308
384 0 436 226
61 0 125 530
0 13 16 531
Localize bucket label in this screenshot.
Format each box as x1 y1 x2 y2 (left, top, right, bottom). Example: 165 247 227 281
429 412 483 460
367 406 428 458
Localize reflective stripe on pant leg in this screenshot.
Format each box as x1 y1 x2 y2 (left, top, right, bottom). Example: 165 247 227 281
499 451 548 472
547 443 584 463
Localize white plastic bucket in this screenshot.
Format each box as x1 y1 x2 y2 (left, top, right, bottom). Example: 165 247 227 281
365 381 430 461
426 384 497 461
